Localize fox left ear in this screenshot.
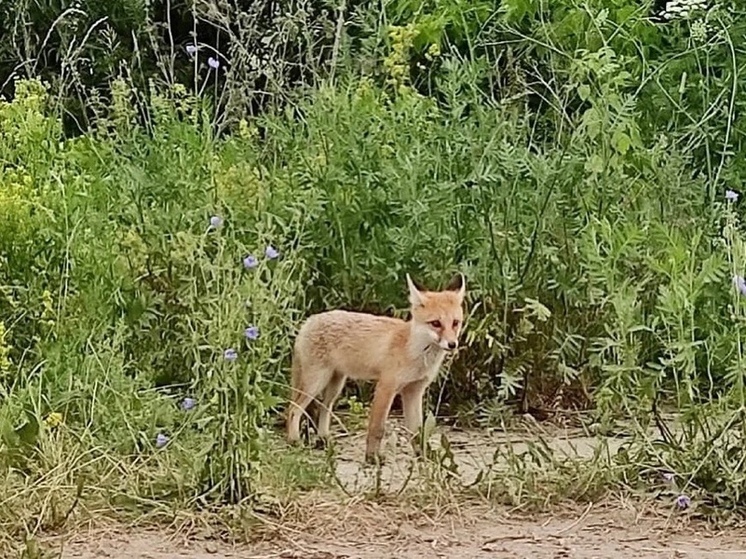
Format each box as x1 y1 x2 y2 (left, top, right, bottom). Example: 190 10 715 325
445 273 466 299
406 273 425 307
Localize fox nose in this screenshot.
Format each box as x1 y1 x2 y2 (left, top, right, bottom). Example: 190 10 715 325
447 341 457 350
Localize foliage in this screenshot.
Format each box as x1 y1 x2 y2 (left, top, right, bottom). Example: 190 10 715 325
0 80 310 505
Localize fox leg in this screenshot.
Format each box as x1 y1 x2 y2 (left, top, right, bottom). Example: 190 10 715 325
365 380 398 463
287 357 333 444
316 372 346 443
400 379 429 453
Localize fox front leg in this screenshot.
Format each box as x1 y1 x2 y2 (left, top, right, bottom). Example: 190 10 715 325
400 379 431 456
365 381 397 464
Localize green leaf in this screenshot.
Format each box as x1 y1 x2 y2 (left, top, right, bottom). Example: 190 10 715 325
612 131 631 155
586 154 605 174
422 412 437 440
15 414 39 447
262 393 282 409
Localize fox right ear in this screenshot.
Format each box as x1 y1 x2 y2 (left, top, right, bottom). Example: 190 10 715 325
406 274 424 307
445 272 466 299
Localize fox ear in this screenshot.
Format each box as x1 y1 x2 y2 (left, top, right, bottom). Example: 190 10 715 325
406 274 425 307
445 273 466 299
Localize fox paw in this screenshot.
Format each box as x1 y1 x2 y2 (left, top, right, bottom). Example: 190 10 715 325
364 452 386 466
314 437 331 450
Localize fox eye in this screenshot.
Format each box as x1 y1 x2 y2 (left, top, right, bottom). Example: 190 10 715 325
429 320 442 329
452 320 460 329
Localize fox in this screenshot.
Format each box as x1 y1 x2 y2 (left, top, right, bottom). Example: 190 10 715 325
285 273 466 463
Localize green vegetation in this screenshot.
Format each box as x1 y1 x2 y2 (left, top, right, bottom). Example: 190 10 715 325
2 0 746 553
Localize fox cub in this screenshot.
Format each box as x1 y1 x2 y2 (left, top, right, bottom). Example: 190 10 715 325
286 273 466 462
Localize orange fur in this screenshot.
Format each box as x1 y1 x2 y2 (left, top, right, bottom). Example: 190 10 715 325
286 273 466 462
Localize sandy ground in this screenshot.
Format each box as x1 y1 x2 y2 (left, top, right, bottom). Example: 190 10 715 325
48 416 746 558
325 413 646 493
57 505 746 559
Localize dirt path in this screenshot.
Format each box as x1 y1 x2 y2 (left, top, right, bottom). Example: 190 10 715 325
54 417 745 559
323 415 644 492
58 506 746 559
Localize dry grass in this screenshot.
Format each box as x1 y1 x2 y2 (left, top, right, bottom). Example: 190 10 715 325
40 490 746 559
3 415 742 557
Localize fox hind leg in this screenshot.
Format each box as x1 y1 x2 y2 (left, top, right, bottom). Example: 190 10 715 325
286 355 334 445
316 372 346 446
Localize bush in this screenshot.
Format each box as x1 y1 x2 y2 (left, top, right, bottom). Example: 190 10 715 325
0 80 311 503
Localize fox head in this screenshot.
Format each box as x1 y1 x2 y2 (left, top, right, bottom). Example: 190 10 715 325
406 273 466 352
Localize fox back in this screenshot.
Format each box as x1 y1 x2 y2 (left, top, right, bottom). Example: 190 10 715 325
292 274 465 386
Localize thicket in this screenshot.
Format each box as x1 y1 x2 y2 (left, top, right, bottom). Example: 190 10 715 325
2 0 746 542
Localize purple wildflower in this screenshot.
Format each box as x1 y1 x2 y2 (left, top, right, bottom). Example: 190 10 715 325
733 275 746 297
243 254 258 269
726 189 739 202
265 245 279 259
209 215 224 229
186 44 197 55
675 494 691 509
662 472 674 483
155 433 169 448
208 57 220 69
245 325 260 341
224 348 238 362
181 397 196 411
